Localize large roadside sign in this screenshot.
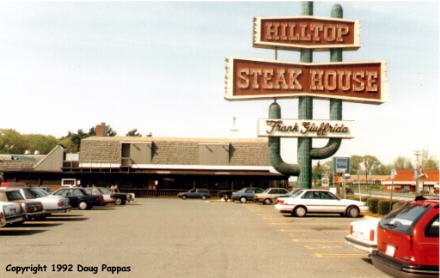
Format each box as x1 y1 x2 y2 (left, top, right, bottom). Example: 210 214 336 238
253 16 360 50
225 57 387 104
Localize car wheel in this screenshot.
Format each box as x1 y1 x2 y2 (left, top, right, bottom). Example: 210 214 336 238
294 206 307 217
181 195 187 200
115 198 122 205
201 196 207 200
263 198 272 205
347 206 360 218
78 201 88 210
240 197 247 203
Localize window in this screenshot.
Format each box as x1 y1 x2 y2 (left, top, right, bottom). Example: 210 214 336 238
22 189 37 199
303 191 320 199
425 214 439 238
6 191 24 201
54 190 67 197
71 189 84 197
379 204 429 235
320 191 338 200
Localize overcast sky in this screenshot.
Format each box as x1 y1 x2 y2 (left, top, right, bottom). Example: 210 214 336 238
0 1 438 166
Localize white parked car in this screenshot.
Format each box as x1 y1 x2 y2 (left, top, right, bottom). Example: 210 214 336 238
0 188 44 220
345 218 380 253
18 187 71 216
0 201 25 227
254 188 291 205
275 189 368 217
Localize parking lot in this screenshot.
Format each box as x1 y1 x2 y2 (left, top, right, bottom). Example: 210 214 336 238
0 198 389 278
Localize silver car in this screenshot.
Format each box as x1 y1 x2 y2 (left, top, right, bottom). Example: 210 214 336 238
0 201 25 227
0 189 44 220
18 187 71 216
254 188 291 205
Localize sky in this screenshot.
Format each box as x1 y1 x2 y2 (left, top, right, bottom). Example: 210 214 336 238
0 1 438 166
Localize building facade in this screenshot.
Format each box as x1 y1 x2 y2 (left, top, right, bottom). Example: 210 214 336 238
1 136 287 197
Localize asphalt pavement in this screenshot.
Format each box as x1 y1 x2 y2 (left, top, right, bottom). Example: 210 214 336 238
0 199 390 278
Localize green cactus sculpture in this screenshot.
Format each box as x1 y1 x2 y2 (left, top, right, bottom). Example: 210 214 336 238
268 2 344 188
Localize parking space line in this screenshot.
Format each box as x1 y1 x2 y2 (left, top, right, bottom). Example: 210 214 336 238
271 222 348 226
279 229 346 233
304 245 343 250
313 253 366 258
291 238 344 243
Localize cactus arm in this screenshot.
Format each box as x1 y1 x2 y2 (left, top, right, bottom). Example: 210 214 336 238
268 102 300 176
310 4 344 160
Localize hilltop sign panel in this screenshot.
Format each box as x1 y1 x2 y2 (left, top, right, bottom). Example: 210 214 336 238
253 16 360 50
225 57 387 104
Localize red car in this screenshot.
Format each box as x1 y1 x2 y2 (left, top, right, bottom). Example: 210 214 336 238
371 197 439 278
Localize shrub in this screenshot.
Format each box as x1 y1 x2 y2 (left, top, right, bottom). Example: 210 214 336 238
377 200 394 215
217 190 233 199
367 198 380 214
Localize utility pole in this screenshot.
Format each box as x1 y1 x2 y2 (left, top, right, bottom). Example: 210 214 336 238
414 150 422 195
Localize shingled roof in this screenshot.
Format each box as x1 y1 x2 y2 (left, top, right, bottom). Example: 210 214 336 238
79 136 270 167
383 169 439 185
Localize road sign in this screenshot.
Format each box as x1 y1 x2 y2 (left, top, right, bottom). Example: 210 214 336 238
253 16 360 50
333 157 350 174
225 57 387 104
390 169 396 180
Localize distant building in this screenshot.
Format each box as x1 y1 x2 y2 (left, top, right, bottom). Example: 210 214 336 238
382 169 439 193
0 136 287 196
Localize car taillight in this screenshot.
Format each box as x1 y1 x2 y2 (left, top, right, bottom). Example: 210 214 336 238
231 193 235 197
369 230 375 241
349 225 353 235
26 207 33 212
278 200 284 204
57 201 64 207
255 195 259 199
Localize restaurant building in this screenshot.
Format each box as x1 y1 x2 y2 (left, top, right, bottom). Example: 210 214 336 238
382 169 439 193
0 136 287 197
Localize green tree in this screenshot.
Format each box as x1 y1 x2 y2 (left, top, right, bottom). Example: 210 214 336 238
349 155 363 175
126 129 141 137
363 155 382 184
393 156 413 169
420 149 439 170
0 129 27 154
24 134 58 154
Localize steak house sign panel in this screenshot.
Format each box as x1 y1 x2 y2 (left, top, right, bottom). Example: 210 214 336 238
253 16 360 50
258 119 355 138
225 57 387 104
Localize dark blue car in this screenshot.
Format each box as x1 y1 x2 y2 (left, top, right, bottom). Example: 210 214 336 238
231 187 264 203
178 188 210 200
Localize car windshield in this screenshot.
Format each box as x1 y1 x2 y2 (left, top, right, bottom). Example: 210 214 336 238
83 188 92 195
98 187 112 194
290 189 304 198
22 188 40 199
6 191 24 201
31 188 50 197
379 203 430 235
